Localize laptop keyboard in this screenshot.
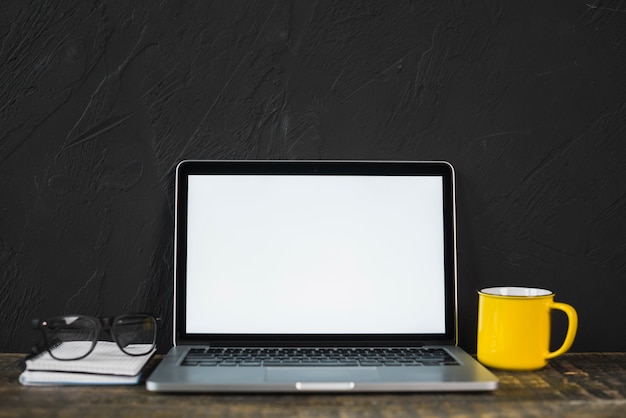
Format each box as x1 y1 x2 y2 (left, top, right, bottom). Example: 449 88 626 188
181 347 459 367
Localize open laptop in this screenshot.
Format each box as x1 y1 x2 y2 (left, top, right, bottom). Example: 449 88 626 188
147 160 498 392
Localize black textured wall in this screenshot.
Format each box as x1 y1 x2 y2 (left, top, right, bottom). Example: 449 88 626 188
1 1 625 354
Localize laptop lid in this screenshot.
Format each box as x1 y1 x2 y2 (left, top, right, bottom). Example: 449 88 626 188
174 160 457 347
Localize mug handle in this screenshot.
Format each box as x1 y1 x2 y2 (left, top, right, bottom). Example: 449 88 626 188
546 302 578 360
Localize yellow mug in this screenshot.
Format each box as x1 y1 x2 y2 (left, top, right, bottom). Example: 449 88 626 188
477 287 578 371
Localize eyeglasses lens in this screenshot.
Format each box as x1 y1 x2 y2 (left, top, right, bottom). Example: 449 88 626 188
113 315 156 355
45 316 98 360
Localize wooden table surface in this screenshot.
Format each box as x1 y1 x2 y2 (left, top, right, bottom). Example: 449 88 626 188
1 352 625 417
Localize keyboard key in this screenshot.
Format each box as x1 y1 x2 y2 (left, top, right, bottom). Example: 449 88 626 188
240 361 262 366
360 361 383 366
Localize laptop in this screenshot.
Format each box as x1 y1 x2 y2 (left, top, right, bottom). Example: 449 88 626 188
147 160 498 392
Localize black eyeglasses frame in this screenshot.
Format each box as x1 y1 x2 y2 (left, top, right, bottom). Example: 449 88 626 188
31 313 161 361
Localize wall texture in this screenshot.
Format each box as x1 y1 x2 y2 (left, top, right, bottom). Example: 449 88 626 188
1 0 625 353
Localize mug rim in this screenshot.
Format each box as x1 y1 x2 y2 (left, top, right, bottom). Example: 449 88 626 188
478 286 554 297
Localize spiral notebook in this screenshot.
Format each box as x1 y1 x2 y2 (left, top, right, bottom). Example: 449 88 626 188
20 341 155 386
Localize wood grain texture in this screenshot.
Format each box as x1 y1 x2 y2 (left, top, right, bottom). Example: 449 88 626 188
1 353 626 417
0 1 625 354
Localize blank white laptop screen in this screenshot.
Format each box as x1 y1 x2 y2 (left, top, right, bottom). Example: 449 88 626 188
185 174 446 335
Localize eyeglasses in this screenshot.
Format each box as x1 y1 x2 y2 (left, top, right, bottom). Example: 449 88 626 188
31 314 160 361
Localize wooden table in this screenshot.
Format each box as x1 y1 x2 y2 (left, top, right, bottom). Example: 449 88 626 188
1 353 625 417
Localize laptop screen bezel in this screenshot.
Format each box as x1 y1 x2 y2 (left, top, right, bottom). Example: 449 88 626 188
174 160 458 347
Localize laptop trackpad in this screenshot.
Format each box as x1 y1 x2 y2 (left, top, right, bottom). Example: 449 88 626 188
266 367 381 383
